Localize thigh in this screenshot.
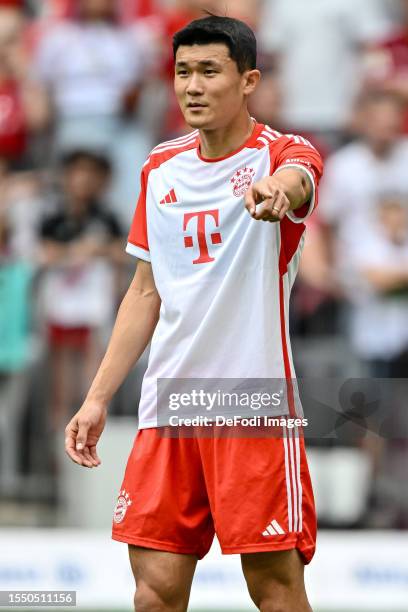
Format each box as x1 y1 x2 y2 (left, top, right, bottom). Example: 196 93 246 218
241 548 305 588
128 546 197 611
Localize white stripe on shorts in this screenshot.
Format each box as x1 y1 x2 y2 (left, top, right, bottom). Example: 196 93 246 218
283 427 293 532
283 426 302 532
295 429 303 532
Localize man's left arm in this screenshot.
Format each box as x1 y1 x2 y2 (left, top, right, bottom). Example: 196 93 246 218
245 137 323 223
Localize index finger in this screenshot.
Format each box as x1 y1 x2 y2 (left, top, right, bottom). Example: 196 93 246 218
244 186 257 217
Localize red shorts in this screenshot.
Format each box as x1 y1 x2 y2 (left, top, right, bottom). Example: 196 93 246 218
48 324 91 350
112 427 316 563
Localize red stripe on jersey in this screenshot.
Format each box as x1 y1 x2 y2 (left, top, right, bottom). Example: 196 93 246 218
269 133 323 418
149 137 199 169
152 131 199 153
278 218 306 276
128 139 199 255
278 274 296 418
269 145 306 418
277 219 305 418
170 188 177 203
128 166 150 254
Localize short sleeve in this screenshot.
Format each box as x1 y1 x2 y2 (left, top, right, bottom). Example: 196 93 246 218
126 163 151 262
271 135 324 224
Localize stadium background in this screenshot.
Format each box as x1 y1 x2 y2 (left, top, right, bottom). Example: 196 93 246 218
0 0 407 610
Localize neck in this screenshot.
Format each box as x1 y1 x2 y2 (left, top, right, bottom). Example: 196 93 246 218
68 198 90 216
80 15 115 24
198 112 255 160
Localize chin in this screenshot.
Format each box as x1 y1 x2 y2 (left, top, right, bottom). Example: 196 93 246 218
184 111 213 130
185 118 210 129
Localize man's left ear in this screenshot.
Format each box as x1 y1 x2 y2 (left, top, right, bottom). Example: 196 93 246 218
243 70 261 95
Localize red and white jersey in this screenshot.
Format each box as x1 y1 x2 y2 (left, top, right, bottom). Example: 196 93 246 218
127 121 323 429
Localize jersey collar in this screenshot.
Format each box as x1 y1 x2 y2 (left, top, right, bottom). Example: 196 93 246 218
197 121 265 163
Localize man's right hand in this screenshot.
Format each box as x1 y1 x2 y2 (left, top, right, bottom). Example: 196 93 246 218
63 262 160 469
65 401 107 468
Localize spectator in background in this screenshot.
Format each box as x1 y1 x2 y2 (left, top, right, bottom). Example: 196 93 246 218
363 0 408 134
343 193 408 527
38 150 124 432
346 194 408 376
0 202 32 493
32 0 145 152
0 0 49 168
43 0 157 21
319 90 408 279
32 0 154 227
259 0 390 151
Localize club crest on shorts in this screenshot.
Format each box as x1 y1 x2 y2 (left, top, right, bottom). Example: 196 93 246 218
231 167 255 197
113 489 132 524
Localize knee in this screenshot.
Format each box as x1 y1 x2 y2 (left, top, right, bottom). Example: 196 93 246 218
249 581 309 612
252 592 312 612
256 600 286 612
134 582 187 612
251 590 287 612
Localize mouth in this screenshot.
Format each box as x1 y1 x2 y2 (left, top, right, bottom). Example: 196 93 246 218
187 103 207 109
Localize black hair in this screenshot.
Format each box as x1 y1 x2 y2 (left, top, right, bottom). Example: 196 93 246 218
173 15 257 74
61 150 112 175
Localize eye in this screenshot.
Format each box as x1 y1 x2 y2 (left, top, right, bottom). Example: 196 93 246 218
177 70 188 77
204 69 217 76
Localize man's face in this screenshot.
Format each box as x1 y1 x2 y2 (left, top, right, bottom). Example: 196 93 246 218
174 43 256 130
78 0 116 21
363 99 403 148
64 159 108 203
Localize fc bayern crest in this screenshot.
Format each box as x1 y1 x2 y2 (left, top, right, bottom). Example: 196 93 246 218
113 489 132 524
231 167 255 197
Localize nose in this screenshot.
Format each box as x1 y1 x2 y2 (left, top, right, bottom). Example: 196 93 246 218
186 72 204 96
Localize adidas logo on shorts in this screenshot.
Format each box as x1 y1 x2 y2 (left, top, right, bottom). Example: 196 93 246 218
262 520 285 536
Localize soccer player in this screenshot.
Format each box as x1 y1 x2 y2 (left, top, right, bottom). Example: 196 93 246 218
65 16 323 612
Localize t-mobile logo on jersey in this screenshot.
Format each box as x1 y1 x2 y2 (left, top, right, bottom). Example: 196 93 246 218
183 210 223 264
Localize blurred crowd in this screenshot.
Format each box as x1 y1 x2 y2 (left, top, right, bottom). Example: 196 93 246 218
0 0 408 530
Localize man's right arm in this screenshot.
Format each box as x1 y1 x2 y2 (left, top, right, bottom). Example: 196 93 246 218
65 260 161 468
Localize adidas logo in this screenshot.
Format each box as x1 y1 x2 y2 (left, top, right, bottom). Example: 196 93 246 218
160 188 178 205
262 520 285 536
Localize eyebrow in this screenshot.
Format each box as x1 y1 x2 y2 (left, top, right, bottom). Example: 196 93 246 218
175 60 222 68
